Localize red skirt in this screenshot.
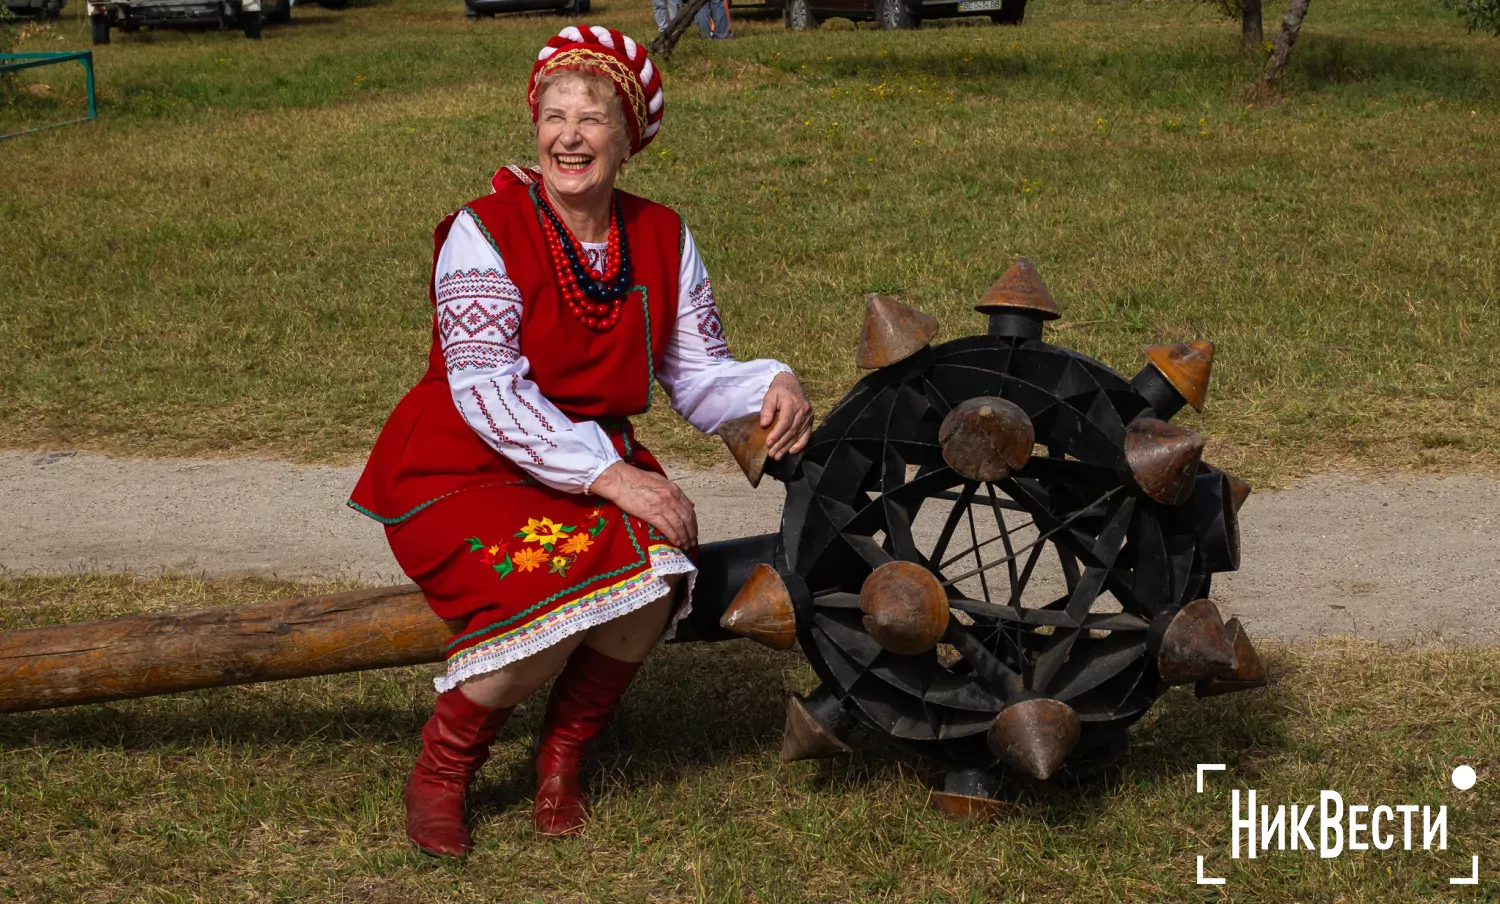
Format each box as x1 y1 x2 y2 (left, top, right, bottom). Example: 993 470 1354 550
385 469 695 693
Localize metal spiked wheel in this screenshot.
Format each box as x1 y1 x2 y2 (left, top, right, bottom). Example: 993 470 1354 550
718 260 1266 815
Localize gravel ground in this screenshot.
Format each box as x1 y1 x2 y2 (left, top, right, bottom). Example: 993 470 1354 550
2 451 1497 645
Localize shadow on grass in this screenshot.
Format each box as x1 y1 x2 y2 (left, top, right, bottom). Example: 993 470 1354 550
617 643 1294 827
0 638 1294 826
816 29 1500 106
1282 32 1500 103
779 674 1295 827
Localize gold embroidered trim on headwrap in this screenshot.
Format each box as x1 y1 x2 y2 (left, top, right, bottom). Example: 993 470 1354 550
530 48 649 146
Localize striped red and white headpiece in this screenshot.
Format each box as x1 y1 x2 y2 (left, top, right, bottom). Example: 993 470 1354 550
528 24 665 156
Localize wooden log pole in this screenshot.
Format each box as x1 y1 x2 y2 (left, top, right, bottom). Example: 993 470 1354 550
0 534 779 715
0 584 450 714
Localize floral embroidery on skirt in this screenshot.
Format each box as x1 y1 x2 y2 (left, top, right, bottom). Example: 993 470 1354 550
385 484 696 692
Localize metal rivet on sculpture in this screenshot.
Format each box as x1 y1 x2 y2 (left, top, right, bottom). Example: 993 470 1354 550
719 257 1268 812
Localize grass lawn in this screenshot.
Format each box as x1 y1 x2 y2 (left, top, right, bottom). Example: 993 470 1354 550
0 0 1496 486
0 573 1495 902
4 8 1498 900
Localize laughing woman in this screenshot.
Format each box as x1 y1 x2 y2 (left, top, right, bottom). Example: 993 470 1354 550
349 25 813 854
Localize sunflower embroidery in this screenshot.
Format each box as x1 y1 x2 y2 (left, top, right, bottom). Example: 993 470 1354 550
511 546 550 573
515 517 575 551
548 554 573 576
465 536 514 579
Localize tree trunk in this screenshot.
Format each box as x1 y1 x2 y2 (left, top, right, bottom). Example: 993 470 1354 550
649 0 712 57
1262 0 1311 89
1241 0 1263 49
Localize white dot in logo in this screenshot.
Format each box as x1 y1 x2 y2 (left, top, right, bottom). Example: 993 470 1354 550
1452 765 1477 791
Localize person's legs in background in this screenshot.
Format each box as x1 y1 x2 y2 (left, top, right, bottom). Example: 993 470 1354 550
710 0 732 38
652 0 676 32
696 0 732 38
714 0 733 37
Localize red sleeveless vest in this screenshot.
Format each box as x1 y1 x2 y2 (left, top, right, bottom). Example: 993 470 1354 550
349 175 683 524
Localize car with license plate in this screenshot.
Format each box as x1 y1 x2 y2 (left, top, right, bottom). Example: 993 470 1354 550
86 0 343 43
783 0 1022 29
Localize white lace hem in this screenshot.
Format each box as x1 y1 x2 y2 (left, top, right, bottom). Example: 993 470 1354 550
433 546 698 693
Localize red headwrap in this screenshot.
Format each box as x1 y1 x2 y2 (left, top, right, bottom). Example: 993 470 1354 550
528 24 665 156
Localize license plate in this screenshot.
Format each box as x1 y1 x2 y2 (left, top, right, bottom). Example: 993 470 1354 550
957 0 1002 10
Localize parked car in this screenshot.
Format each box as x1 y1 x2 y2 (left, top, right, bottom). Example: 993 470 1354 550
463 0 587 19
3 0 66 18
87 0 344 43
783 0 1023 29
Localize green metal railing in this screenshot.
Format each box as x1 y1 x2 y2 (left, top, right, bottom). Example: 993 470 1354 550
1 50 97 139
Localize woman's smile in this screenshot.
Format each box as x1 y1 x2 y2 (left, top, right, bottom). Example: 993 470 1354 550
551 153 595 175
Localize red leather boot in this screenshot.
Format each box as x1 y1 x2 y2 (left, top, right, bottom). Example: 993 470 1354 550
404 689 514 857
532 645 643 837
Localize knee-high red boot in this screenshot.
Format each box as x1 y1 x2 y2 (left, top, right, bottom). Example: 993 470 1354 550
532 645 643 837
404 689 514 857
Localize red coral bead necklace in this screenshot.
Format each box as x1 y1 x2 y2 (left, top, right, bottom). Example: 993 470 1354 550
533 185 633 332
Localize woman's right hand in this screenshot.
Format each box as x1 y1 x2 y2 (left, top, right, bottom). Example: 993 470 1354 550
589 461 699 550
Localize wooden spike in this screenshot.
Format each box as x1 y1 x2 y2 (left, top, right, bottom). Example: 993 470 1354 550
718 412 770 488
1157 599 1237 686
719 564 797 651
975 258 1060 320
987 698 1080 781
938 397 1035 483
780 693 853 762
1142 340 1215 413
1200 462 1253 515
856 294 940 369
1195 617 1270 697
859 561 950 656
1126 417 1205 505
1225 472 1252 513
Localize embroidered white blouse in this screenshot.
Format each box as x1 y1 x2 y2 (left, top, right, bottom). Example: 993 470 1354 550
435 211 791 494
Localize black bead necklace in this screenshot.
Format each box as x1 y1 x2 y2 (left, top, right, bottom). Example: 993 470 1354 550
533 186 635 305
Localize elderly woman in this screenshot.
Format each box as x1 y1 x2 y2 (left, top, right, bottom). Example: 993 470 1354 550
349 25 812 854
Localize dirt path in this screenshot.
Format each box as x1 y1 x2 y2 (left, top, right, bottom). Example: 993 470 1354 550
2 451 1497 645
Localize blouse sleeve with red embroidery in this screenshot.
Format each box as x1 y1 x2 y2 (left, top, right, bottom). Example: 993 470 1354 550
435 211 622 494
657 225 793 435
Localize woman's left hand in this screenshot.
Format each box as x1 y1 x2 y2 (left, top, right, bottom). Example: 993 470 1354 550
759 371 814 460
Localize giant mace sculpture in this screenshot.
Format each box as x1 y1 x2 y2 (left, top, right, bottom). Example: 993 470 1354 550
0 259 1265 816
